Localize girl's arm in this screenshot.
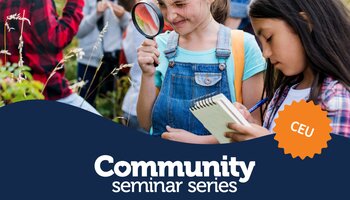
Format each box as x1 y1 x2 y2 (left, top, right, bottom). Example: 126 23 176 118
240 32 266 125
242 72 264 125
136 39 160 131
33 0 84 50
76 1 106 39
137 75 157 131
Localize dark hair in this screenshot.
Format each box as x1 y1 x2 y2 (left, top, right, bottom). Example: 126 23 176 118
118 0 136 12
249 0 350 126
211 0 230 24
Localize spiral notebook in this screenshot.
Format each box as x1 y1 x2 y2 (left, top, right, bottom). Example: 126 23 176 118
190 93 251 144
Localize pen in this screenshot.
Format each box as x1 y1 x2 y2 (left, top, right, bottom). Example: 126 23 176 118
248 98 268 113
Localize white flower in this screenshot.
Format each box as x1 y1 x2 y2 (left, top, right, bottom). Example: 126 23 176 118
5 12 31 32
0 50 11 55
93 22 109 51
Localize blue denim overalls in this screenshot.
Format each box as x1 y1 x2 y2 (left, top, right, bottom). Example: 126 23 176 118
152 25 232 136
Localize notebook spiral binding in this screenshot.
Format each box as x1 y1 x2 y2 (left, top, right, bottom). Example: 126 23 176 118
190 95 217 111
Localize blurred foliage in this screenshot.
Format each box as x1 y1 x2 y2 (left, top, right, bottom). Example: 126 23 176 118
346 0 350 7
54 0 131 119
0 63 44 107
95 76 131 121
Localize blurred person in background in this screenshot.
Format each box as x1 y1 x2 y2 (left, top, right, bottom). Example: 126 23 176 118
225 0 254 34
120 0 144 130
0 0 99 115
76 0 131 106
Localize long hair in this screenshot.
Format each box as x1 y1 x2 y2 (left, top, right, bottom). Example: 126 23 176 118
249 0 350 124
211 0 230 24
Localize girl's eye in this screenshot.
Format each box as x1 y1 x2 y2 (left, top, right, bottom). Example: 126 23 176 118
175 3 185 8
157 1 165 8
266 36 272 43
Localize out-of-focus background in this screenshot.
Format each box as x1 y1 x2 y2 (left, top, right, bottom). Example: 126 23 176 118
55 0 131 121
53 0 350 121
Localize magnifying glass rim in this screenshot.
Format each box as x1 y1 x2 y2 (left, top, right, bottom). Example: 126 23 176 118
132 1 164 39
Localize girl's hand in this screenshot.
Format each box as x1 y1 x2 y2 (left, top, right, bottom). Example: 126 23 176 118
137 39 160 77
111 3 125 18
161 126 215 144
97 1 109 15
225 123 271 142
233 102 258 124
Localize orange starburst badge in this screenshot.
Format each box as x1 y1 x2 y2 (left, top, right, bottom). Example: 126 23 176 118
274 100 332 160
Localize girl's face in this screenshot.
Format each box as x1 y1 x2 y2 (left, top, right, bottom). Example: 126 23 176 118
251 18 308 76
157 0 213 35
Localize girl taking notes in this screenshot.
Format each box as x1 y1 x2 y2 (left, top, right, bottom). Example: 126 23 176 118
226 0 350 141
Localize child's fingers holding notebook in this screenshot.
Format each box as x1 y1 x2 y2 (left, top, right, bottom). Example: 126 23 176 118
232 102 256 124
225 123 271 142
162 126 205 144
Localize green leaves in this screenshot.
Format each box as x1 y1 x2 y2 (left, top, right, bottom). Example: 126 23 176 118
0 63 44 107
95 76 131 121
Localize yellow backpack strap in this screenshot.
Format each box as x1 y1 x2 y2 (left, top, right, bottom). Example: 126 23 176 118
231 30 245 103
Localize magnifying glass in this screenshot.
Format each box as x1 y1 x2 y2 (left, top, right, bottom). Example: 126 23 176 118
131 1 164 39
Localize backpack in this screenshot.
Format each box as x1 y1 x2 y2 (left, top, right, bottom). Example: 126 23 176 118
231 30 245 104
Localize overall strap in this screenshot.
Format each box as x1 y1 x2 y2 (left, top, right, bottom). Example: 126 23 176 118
165 25 232 60
215 24 231 61
164 31 179 60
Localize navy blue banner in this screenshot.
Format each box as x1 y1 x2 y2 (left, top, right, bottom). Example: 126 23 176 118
0 100 349 199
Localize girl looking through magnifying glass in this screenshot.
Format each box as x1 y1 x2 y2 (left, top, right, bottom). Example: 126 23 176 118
137 0 266 143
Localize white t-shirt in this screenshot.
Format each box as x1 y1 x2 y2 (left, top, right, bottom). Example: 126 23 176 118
269 85 311 132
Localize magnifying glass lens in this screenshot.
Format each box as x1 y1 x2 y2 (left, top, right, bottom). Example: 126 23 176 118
132 2 164 39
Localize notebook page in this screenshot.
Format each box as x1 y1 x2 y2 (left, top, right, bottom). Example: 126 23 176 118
190 93 251 143
216 98 251 127
191 103 231 144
